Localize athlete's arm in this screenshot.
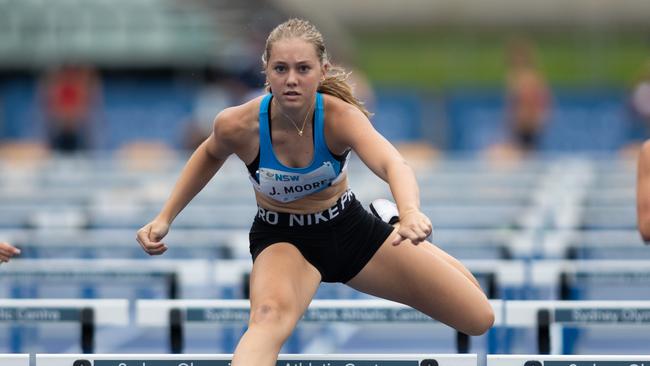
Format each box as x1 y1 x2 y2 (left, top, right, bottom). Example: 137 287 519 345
331 101 431 245
136 108 239 255
637 140 650 243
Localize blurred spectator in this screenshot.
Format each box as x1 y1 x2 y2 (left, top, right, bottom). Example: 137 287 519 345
1 87 50 163
348 66 376 111
182 79 230 151
621 59 650 156
633 61 650 241
632 59 650 123
503 37 551 153
637 140 650 243
0 94 4 140
41 64 100 152
183 72 256 151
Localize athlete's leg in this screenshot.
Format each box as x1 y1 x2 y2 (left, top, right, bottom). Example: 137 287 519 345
413 233 482 289
354 200 494 336
347 231 494 335
232 243 321 366
370 199 481 289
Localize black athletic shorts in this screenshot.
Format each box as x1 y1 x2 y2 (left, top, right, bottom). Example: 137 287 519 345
249 190 395 283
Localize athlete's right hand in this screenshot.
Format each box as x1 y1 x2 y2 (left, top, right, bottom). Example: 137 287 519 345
136 219 170 256
0 242 20 263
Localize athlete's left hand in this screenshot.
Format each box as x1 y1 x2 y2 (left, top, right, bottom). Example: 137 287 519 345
392 210 432 245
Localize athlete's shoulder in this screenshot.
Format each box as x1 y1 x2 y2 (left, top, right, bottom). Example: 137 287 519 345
213 94 266 141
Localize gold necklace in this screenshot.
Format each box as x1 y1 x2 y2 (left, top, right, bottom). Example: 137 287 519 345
274 96 315 136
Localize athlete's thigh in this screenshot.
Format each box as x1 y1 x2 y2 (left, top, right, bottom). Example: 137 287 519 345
420 240 482 289
249 242 321 318
345 230 492 334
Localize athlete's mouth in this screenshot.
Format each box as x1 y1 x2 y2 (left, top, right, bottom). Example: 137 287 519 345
284 91 301 96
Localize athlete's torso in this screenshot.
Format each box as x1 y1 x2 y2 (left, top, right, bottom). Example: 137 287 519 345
245 93 350 212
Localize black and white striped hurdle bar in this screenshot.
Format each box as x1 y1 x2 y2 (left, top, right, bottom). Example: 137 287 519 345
36 354 476 366
137 299 503 354
0 299 128 353
488 355 650 366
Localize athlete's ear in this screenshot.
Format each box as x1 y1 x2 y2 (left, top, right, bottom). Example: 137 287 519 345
321 62 329 80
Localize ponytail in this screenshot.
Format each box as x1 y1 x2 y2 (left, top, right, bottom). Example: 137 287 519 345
318 65 372 118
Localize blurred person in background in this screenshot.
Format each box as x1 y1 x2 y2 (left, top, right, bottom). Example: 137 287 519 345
635 60 650 242
0 242 20 263
637 139 650 243
624 59 650 155
137 18 493 366
503 37 551 154
0 94 4 141
183 71 258 151
183 71 234 151
631 59 650 125
40 64 101 153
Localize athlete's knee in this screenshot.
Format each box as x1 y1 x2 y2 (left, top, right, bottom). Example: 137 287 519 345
249 299 296 335
463 304 495 336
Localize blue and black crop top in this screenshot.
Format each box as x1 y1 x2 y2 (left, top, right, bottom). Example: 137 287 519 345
247 92 350 203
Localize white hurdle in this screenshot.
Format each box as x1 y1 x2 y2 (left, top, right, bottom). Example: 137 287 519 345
0 299 128 353
488 355 650 366
36 353 477 366
0 354 29 366
503 300 650 354
137 299 440 326
136 299 503 354
1 259 213 299
4 228 251 259
212 258 525 299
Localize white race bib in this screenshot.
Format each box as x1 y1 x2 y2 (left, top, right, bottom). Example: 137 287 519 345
257 162 337 202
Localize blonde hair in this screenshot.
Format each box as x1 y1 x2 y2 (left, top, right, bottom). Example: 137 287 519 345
262 18 371 118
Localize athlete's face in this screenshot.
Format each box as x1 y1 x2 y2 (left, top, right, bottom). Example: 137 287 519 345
266 37 327 109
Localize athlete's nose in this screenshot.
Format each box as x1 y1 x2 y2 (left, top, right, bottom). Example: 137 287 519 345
286 69 298 86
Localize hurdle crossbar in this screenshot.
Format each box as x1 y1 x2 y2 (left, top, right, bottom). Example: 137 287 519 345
504 300 650 354
7 228 249 257
0 354 29 366
138 299 440 327
137 299 502 354
212 259 524 296
532 260 650 287
212 258 515 355
0 299 128 353
2 259 212 295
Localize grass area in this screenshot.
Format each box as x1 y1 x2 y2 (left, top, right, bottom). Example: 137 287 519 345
351 29 650 88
